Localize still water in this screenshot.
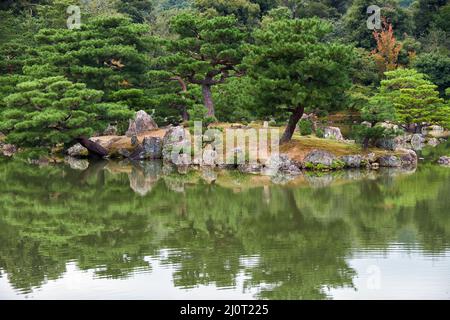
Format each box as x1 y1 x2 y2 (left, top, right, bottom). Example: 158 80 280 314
0 154 449 299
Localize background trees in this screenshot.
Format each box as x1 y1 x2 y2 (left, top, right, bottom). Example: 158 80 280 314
245 18 353 143
0 0 448 150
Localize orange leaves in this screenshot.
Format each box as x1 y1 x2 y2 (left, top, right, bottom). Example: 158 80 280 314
371 20 402 75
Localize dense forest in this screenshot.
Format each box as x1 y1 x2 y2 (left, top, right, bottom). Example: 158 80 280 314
0 0 449 152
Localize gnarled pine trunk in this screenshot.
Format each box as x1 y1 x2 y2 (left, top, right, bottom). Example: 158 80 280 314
280 106 305 144
202 84 215 118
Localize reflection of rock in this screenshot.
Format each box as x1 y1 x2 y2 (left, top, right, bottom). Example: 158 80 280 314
438 156 450 166
340 155 362 168
305 173 334 188
164 178 185 193
324 126 344 141
1 143 17 157
128 161 162 196
238 163 262 174
67 143 88 157
201 167 217 184
64 156 89 170
126 110 158 137
303 149 336 167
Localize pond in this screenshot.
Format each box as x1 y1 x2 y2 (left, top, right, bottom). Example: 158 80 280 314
0 153 449 299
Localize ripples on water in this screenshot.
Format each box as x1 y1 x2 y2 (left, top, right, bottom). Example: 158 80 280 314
0 158 449 300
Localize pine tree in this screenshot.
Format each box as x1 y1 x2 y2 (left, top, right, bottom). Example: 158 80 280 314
245 18 354 143
161 12 246 118
375 68 448 129
0 76 132 148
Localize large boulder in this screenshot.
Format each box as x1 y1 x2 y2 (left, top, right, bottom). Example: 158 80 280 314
103 124 118 136
398 149 418 167
410 134 426 150
64 156 89 171
303 149 336 167
126 110 158 137
263 154 301 175
324 126 344 141
162 126 190 163
340 155 362 168
67 143 88 157
376 136 406 151
142 137 163 160
378 155 401 167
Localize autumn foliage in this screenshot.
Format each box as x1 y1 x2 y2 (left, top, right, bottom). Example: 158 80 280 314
371 20 403 75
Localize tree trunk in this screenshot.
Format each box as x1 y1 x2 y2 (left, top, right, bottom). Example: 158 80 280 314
76 137 109 158
280 106 305 144
202 84 215 118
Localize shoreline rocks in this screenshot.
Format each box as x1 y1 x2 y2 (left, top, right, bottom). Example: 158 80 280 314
126 110 158 137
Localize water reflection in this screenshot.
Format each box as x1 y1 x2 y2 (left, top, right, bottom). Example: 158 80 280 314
0 159 449 299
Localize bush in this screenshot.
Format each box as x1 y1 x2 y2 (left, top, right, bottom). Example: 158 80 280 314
316 127 324 138
298 119 313 136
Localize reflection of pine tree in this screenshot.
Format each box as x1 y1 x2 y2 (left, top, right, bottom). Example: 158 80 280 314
0 160 449 297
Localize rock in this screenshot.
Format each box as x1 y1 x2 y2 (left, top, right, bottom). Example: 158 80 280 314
67 143 88 157
427 137 440 147
378 155 401 168
340 155 362 168
126 110 158 137
162 126 190 163
142 137 163 160
397 149 418 167
64 156 89 170
378 121 399 131
303 149 336 167
410 134 426 150
131 135 139 147
202 145 218 166
424 125 444 132
365 153 377 163
1 144 17 157
323 126 344 141
438 156 450 166
103 124 118 136
376 136 405 151
264 154 301 175
225 147 245 165
361 121 372 128
238 163 262 174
